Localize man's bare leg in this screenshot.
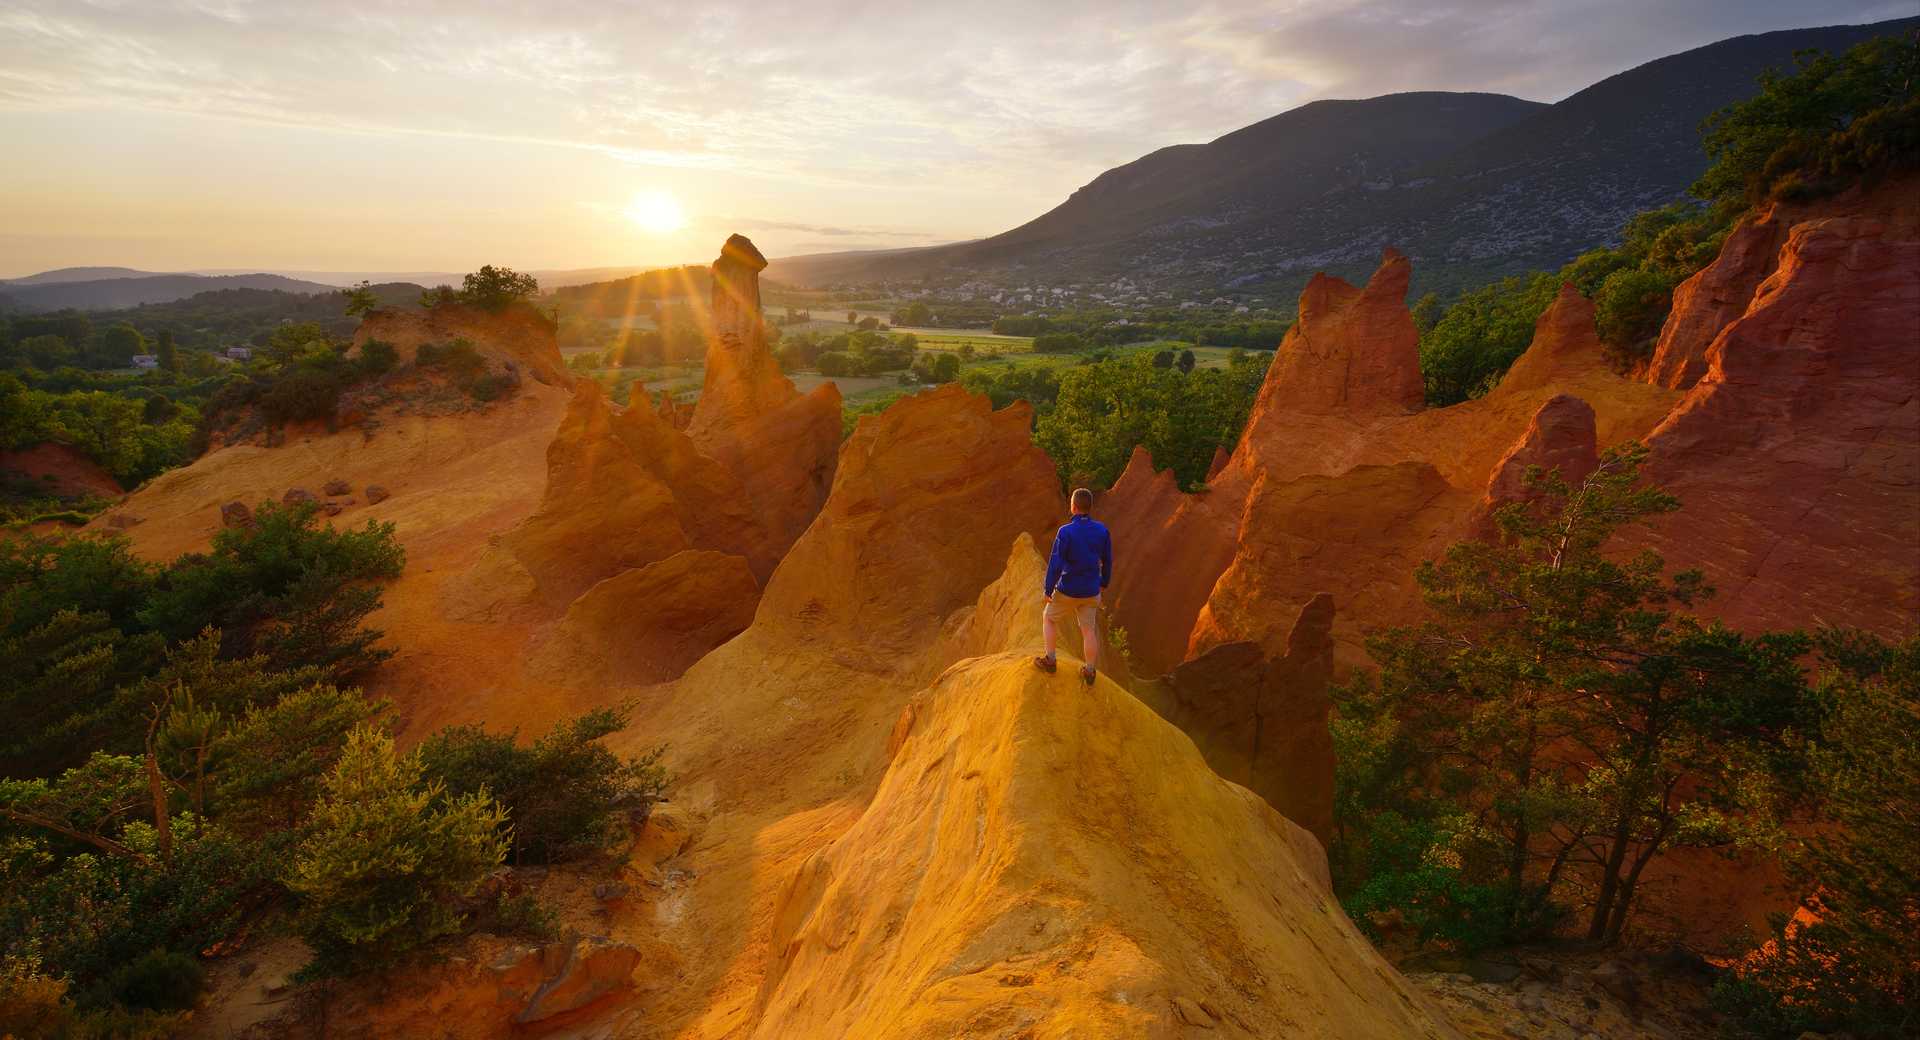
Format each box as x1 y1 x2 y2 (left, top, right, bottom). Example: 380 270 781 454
1035 602 1060 672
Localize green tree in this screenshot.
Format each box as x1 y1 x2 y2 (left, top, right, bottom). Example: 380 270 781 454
418 707 669 864
286 726 506 974
896 301 932 326
1696 32 1920 207
17 334 74 371
1176 349 1196 374
95 323 146 370
458 266 539 310
1336 445 1822 945
341 280 379 318
155 330 179 375
1713 632 1920 1038
1416 272 1558 406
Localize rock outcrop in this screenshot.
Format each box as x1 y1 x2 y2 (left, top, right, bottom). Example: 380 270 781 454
1647 176 1920 390
1106 251 1681 670
1252 246 1423 418
750 655 1457 1039
1647 218 1787 390
1471 393 1599 538
1640 214 1920 635
755 384 1063 655
353 301 571 388
1137 593 1338 844
686 235 843 553
529 549 759 685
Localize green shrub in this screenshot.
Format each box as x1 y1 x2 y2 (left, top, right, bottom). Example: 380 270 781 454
256 369 341 425
467 372 516 402
417 706 670 865
1032 332 1088 353
1592 267 1677 366
92 949 204 1013
1712 633 1920 1039
1696 33 1920 207
287 727 506 975
415 339 486 380
356 339 398 376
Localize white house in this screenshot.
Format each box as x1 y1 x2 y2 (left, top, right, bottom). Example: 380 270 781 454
130 354 159 370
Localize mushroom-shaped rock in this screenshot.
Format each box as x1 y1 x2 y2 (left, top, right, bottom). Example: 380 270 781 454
687 234 842 556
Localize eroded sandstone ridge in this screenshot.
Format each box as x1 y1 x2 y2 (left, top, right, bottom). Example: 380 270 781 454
1105 195 1919 676
353 301 572 388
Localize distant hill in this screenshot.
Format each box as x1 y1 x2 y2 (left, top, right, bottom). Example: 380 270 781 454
769 18 1917 298
0 273 343 313
549 265 713 319
189 265 671 290
2 266 168 286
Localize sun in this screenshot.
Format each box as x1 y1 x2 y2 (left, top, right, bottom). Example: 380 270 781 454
625 190 687 234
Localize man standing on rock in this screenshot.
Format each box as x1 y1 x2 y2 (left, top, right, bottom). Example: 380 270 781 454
1035 487 1113 686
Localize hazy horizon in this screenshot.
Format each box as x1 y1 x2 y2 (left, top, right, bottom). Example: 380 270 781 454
0 0 1903 279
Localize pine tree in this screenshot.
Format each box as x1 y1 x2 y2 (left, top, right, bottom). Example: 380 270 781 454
286 726 505 973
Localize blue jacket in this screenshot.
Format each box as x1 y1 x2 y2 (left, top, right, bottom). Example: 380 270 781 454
1045 514 1112 599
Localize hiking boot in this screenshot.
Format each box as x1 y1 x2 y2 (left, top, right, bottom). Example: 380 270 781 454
1079 664 1096 686
1032 655 1057 674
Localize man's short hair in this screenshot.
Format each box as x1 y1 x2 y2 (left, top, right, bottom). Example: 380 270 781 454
1071 487 1094 512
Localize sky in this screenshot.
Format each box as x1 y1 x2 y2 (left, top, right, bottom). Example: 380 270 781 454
0 0 1905 278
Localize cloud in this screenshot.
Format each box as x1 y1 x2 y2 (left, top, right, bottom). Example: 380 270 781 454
0 0 1903 269
4 0 1897 189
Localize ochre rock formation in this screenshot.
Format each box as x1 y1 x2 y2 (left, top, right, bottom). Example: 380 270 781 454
1648 218 1789 390
1640 214 1920 635
497 383 701 607
1255 246 1424 417
686 235 843 553
1099 447 1231 672
528 549 758 685
933 533 1135 691
1136 592 1337 844
755 384 1063 655
1648 176 1920 390
1108 253 1681 673
750 655 1457 1040
1471 393 1599 538
353 301 571 388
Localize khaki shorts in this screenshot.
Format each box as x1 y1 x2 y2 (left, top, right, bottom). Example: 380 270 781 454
1044 593 1101 629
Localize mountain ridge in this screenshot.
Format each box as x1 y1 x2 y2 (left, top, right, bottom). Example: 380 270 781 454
766 17 1919 297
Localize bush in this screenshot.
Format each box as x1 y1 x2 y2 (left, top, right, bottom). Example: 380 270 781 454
467 372 516 402
457 266 539 311
256 369 341 425
1696 33 1920 207
287 727 506 975
92 949 204 1013
1712 633 1920 1038
1592 267 1676 366
1032 332 1088 353
356 339 398 377
415 340 486 380
417 707 670 865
